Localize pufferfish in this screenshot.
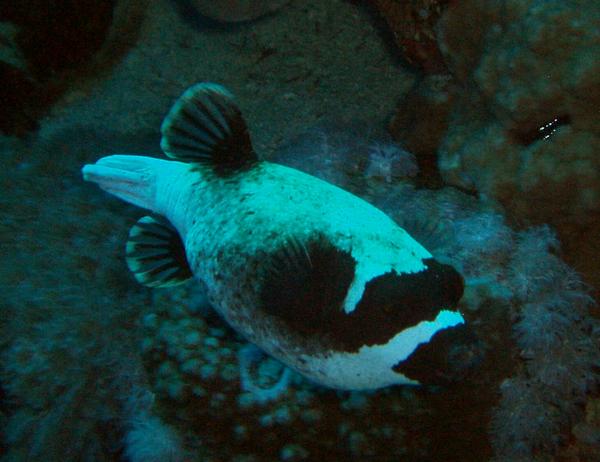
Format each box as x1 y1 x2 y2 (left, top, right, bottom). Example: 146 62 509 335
82 82 469 390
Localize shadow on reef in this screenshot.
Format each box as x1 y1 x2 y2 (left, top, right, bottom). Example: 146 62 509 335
0 0 147 135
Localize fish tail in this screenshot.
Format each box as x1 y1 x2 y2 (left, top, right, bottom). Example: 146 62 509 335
82 154 171 211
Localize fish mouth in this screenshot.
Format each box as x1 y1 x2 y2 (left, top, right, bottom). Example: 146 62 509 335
392 323 486 386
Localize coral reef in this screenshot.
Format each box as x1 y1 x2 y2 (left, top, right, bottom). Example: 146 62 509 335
436 0 600 226
1 0 598 460
387 0 600 292
274 123 600 461
2 114 599 460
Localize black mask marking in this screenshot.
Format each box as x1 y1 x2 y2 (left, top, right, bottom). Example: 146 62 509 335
259 235 465 353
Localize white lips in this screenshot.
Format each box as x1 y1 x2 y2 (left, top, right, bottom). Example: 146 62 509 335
298 309 465 390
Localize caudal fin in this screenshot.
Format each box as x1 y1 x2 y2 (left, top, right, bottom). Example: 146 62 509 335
82 155 170 210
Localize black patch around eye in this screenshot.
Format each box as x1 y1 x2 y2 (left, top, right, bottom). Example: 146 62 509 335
260 233 465 353
346 258 465 347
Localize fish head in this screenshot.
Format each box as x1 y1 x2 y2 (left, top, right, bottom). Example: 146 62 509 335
259 233 478 389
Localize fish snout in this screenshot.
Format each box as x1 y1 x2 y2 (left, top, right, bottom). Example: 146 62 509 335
393 323 486 386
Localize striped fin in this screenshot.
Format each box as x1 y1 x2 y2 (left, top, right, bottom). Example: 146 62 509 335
126 215 193 288
160 82 257 175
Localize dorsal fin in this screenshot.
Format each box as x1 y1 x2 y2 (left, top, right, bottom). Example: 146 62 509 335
160 82 258 175
126 215 193 288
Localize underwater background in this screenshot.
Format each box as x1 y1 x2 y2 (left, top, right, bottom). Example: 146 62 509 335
1 0 599 461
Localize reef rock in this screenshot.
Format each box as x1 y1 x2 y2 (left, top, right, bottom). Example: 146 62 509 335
0 0 147 135
389 0 600 289
370 0 450 73
191 0 289 22
437 0 599 217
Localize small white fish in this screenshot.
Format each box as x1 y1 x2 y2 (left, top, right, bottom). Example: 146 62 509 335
82 82 468 390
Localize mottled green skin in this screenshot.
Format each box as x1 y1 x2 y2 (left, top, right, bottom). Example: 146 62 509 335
157 159 434 385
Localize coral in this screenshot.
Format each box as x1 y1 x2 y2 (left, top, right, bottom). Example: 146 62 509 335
238 344 292 405
491 228 600 459
434 0 600 291
124 413 184 462
490 377 563 460
365 142 418 183
139 288 242 405
384 0 600 292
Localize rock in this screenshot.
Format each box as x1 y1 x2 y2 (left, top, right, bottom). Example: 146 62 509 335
370 0 451 73
191 0 289 22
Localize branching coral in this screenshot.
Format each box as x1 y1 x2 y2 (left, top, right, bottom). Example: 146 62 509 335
415 209 599 459
489 228 600 460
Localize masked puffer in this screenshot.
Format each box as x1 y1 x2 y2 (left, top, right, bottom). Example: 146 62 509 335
82 82 469 390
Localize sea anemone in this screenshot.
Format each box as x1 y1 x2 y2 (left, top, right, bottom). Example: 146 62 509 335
365 142 418 183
